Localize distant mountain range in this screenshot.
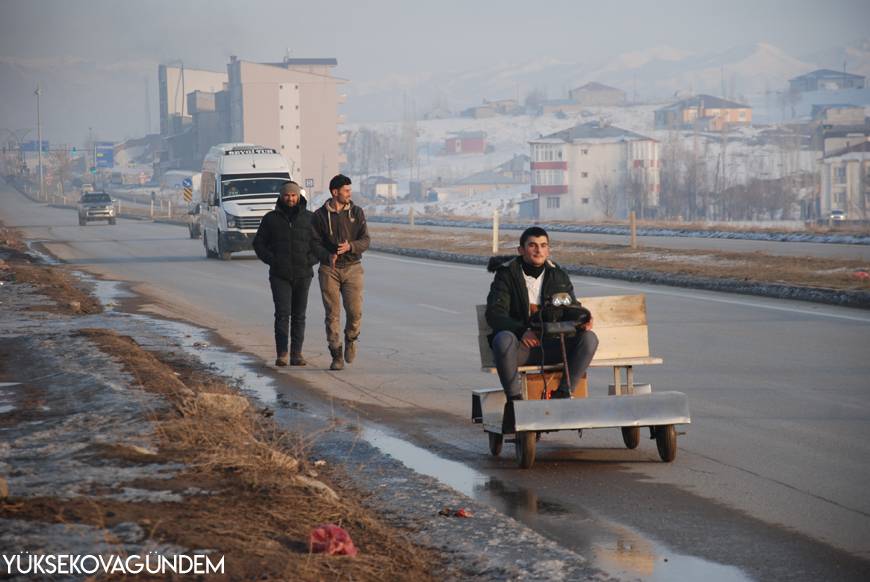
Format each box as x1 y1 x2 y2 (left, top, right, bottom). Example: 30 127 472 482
348 38 870 121
2 39 868 143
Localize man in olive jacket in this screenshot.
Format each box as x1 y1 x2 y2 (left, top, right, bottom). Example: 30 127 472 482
486 227 598 420
311 174 370 371
253 181 322 366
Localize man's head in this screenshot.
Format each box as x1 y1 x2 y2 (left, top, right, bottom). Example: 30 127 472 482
279 181 301 207
518 226 550 267
329 174 352 206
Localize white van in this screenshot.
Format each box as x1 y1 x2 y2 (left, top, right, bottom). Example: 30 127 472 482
200 144 292 260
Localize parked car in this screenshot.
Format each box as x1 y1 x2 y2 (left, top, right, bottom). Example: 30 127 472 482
77 191 116 225
187 202 202 238
829 209 846 222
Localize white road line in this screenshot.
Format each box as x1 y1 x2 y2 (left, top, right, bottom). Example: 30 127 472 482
370 251 870 323
417 303 461 314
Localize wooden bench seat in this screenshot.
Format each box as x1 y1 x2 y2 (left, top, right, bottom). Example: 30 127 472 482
477 294 662 398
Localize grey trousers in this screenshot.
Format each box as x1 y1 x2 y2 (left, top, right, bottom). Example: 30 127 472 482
491 330 599 399
318 262 364 350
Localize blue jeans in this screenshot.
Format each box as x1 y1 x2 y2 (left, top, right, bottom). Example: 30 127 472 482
491 330 599 399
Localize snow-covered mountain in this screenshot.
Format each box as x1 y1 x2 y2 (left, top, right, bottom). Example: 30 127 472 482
347 40 869 121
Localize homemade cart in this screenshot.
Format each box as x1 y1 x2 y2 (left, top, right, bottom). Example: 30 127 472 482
471 294 691 469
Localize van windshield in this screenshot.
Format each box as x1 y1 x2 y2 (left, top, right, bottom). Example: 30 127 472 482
221 177 287 199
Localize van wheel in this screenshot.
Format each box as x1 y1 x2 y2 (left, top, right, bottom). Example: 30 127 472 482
203 232 216 258
109 218 116 225
217 232 232 260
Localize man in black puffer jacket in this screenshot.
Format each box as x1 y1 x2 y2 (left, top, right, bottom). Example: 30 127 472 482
253 181 325 366
486 227 598 431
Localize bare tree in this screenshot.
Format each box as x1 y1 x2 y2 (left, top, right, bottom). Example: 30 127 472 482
593 176 618 219
50 149 73 196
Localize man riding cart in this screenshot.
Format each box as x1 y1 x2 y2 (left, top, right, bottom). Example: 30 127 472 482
473 226 691 468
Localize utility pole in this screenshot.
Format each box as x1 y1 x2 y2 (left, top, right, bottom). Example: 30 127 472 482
34 84 44 201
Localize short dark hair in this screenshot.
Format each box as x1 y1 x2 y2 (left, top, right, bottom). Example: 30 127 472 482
520 226 549 247
329 174 352 194
280 181 300 195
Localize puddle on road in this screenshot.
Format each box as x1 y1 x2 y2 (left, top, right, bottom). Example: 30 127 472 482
365 425 753 582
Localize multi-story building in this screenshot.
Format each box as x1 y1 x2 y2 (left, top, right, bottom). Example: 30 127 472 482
530 122 659 221
820 141 870 220
654 95 752 130
227 57 346 195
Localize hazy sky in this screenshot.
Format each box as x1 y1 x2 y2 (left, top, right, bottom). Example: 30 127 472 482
2 0 868 79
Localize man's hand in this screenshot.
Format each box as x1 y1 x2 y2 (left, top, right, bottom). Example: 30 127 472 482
336 241 351 255
581 316 594 332
521 329 540 348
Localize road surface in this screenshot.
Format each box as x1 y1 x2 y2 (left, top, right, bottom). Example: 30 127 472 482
3 182 869 581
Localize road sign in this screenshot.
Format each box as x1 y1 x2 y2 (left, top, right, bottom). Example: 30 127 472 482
89 166 97 174
182 177 193 188
95 142 114 168
22 140 49 152
304 178 314 189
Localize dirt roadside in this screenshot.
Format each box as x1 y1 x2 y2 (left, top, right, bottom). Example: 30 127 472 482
368 224 870 293
0 223 445 581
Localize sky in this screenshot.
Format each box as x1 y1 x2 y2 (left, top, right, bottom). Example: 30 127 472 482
2 0 869 80
1 0 869 143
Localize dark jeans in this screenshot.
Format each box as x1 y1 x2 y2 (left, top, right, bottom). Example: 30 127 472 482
491 330 599 400
269 276 312 356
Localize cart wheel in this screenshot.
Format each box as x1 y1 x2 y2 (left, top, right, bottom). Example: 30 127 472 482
655 425 677 462
621 426 640 449
515 431 536 469
488 432 503 457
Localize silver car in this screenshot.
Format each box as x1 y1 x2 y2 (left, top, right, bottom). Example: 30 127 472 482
77 191 116 225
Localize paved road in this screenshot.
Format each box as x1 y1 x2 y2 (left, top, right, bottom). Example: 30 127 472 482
3 182 869 580
372 221 870 260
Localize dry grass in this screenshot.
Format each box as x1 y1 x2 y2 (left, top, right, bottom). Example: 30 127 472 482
370 224 870 292
63 329 442 581
0 222 102 314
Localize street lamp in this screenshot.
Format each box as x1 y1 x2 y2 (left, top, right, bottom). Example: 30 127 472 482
34 84 44 200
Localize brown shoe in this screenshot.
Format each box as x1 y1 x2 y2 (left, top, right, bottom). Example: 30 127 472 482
275 352 289 367
290 353 307 366
344 339 356 364
329 346 344 371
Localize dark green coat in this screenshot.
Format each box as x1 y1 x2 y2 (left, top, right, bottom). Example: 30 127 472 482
485 255 577 345
252 197 318 280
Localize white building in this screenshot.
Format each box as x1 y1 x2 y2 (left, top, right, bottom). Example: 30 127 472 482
820 141 870 220
227 57 347 195
530 122 660 221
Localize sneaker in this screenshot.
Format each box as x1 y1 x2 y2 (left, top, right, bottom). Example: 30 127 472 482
329 346 344 371
275 352 289 367
290 353 307 366
344 339 356 364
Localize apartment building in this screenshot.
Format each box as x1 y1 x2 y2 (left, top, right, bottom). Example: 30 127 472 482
227 57 346 194
530 122 659 221
820 141 870 220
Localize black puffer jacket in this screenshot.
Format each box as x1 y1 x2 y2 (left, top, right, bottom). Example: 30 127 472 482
484 255 578 345
252 197 318 280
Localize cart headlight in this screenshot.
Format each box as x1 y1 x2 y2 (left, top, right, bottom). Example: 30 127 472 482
225 211 239 228
550 293 573 307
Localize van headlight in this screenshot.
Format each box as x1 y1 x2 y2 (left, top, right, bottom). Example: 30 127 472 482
225 211 239 228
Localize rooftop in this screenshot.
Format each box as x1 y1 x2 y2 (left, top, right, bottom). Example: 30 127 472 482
657 94 749 111
791 69 865 82
534 121 652 143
